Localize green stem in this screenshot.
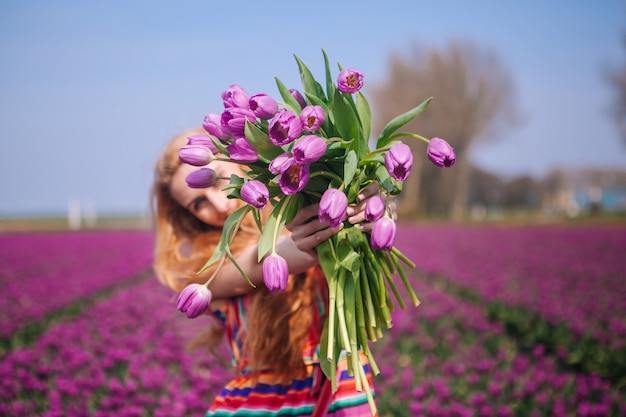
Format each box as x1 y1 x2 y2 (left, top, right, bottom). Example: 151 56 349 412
355 272 380 375
380 253 405 310
326 274 338 361
359 262 377 332
391 247 416 269
335 269 352 355
388 132 430 144
358 362 377 416
309 170 345 186
390 252 420 307
204 255 227 287
271 195 292 253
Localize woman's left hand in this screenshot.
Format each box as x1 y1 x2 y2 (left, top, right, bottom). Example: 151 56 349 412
346 182 396 232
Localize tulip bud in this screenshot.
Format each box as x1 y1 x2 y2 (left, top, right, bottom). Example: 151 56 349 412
370 216 396 251
203 113 230 141
384 143 413 182
292 135 326 164
186 134 218 154
226 138 259 163
249 93 278 120
269 152 294 175
364 195 385 222
269 110 303 147
176 283 212 318
262 253 289 293
289 88 307 108
427 138 456 168
319 189 348 228
179 144 214 166
221 107 257 138
221 84 250 109
185 167 217 189
337 68 364 94
240 180 269 209
278 162 310 195
299 105 325 131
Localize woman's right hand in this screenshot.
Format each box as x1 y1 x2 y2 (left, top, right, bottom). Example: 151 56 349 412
285 202 343 257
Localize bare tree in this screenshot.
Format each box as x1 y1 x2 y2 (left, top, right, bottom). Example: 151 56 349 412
370 40 518 220
607 34 626 147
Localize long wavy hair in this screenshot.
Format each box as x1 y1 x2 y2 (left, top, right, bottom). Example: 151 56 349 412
151 128 323 382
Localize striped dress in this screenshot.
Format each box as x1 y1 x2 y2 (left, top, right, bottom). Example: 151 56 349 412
206 268 377 417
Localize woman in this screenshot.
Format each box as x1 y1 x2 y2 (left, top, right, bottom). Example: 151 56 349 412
152 128 379 416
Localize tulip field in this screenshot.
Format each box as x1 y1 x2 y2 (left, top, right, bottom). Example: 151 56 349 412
1 224 625 416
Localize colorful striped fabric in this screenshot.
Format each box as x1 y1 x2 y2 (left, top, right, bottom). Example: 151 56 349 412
206 269 377 417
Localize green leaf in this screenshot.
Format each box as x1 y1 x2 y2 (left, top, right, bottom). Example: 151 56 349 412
345 225 365 249
343 150 358 185
316 238 338 280
199 205 252 273
244 120 283 160
275 76 302 112
330 89 360 144
322 49 335 102
336 232 360 273
376 97 432 149
374 164 395 193
356 91 372 145
294 54 327 104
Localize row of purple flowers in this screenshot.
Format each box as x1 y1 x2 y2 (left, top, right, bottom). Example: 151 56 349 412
372 272 625 417
395 224 626 352
0 275 234 417
0 231 154 339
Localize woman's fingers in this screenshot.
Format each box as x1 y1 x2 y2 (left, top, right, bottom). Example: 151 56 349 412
347 182 381 225
290 222 343 253
285 203 320 231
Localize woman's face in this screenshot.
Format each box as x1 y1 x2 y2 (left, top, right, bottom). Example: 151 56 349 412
170 160 243 227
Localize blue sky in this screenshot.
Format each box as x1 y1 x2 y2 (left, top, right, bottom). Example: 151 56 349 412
1 0 625 216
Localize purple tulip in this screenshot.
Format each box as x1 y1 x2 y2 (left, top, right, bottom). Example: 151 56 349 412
203 113 230 141
186 134 218 154
385 143 413 182
268 152 294 175
240 180 269 209
278 162 310 195
337 68 364 94
221 84 250 109
262 253 289 293
221 107 257 138
289 88 307 108
299 105 325 131
365 195 385 222
269 110 303 146
176 283 212 318
292 135 326 164
226 138 258 163
370 216 396 251
178 144 214 166
185 168 217 189
249 93 278 120
427 137 456 168
319 189 348 228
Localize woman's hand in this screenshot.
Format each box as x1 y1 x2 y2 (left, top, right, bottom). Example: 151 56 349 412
346 182 397 232
285 203 342 256
285 182 398 254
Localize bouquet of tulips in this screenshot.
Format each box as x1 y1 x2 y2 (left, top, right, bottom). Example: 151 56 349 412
175 50 456 415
